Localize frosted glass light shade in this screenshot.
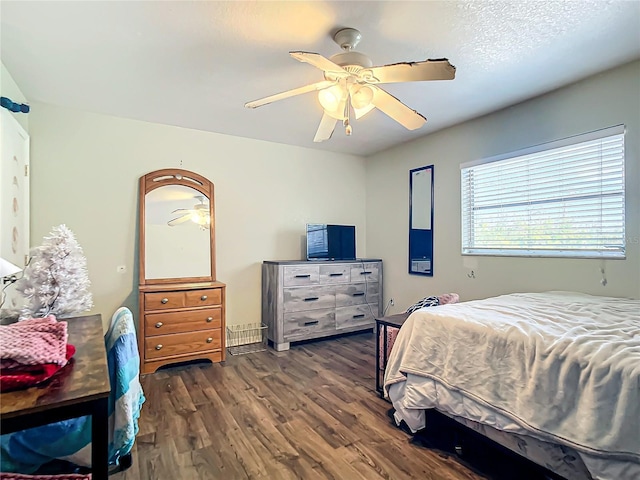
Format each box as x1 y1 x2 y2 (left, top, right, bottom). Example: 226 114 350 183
351 85 374 109
318 85 346 113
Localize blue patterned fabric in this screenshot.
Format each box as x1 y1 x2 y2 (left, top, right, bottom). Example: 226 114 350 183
1 307 145 472
104 307 145 465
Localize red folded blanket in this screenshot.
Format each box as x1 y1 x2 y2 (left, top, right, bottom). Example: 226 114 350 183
0 344 76 392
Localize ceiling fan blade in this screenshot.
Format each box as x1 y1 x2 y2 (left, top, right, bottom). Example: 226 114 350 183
290 51 350 77
354 103 375 120
364 59 456 84
171 208 192 214
245 80 336 109
370 86 426 130
167 214 191 226
313 113 338 142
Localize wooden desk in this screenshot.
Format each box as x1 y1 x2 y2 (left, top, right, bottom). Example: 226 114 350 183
0 314 111 480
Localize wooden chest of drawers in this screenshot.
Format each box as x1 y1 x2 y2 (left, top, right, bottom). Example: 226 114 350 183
262 260 382 351
138 282 226 374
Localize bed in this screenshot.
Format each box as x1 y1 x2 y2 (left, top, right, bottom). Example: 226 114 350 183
384 291 640 480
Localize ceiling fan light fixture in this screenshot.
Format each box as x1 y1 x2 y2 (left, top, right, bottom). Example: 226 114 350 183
318 84 345 112
245 27 455 142
350 84 374 109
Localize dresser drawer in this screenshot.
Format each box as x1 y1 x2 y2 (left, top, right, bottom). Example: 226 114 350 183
335 304 376 329
145 329 222 359
319 264 350 284
145 291 186 311
283 265 319 287
283 285 335 312
145 308 222 336
335 282 380 307
283 308 335 340
350 263 380 283
185 288 222 307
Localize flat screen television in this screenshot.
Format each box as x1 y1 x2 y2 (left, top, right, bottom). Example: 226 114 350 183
306 224 356 261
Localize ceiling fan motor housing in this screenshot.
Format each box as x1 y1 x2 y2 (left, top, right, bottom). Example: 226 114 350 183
333 28 362 51
329 28 372 73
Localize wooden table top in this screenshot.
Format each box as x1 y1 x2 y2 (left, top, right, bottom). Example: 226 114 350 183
375 311 411 328
0 314 111 419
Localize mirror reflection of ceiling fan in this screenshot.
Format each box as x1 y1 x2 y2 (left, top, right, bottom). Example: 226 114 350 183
167 196 210 228
245 27 456 142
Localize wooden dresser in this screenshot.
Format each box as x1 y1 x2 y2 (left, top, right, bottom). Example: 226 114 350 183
138 168 225 374
262 259 382 351
138 281 225 374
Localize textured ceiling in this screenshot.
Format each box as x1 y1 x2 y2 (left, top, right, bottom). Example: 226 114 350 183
1 1 639 156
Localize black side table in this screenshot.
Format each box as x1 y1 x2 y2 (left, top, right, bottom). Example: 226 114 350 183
375 312 410 398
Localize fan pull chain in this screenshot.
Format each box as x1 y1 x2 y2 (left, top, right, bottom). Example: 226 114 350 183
344 94 352 136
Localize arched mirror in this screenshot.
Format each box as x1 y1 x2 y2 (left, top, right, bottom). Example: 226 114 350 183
139 169 216 285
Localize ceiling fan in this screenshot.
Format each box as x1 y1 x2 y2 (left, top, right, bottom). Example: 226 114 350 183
167 196 210 228
245 27 455 142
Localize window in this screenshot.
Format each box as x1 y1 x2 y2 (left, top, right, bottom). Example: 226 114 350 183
461 125 625 258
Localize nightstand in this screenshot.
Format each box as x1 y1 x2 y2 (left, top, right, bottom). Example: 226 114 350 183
375 312 411 398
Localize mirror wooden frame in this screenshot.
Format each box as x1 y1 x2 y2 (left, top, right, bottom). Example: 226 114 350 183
138 168 216 285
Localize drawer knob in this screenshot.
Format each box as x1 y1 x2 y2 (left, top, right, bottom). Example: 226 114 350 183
155 322 163 328
155 344 163 350
206 317 213 323
206 337 213 343
161 298 169 304
201 295 208 301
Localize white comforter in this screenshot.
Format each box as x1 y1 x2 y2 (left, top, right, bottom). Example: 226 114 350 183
384 291 640 463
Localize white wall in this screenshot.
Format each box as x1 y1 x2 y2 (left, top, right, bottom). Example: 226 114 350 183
27 103 367 329
367 60 640 313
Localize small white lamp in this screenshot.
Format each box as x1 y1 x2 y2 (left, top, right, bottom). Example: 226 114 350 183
1 257 21 284
1 257 22 309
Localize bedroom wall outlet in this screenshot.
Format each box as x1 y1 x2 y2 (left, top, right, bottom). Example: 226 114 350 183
116 265 126 273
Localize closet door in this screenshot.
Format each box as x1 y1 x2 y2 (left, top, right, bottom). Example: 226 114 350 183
0 108 30 310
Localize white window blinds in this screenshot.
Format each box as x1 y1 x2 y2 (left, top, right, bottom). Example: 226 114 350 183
461 125 625 258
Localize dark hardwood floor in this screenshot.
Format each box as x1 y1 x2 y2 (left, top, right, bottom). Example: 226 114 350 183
112 331 486 480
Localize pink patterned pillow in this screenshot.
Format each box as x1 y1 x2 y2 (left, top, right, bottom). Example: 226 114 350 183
438 293 459 305
379 326 401 370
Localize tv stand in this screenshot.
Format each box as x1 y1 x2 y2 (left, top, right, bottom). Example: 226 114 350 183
262 259 383 351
